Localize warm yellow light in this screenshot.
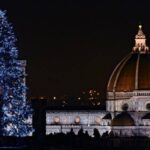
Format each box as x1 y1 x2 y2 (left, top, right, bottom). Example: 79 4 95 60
78 97 81 100
139 25 142 29
54 116 60 123
53 96 56 100
75 116 80 123
95 116 101 124
40 96 44 99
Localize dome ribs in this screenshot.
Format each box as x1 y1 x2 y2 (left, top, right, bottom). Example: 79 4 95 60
107 53 132 92
138 54 150 90
116 54 137 92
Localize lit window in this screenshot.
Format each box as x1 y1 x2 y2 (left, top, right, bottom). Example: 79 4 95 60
75 116 80 124
54 116 60 124
95 116 101 124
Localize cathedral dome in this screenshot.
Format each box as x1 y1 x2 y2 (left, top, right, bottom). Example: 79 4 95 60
107 25 150 93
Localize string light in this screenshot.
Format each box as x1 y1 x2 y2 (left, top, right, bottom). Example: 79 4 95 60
0 10 33 137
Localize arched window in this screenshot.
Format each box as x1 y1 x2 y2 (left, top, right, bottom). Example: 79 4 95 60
75 116 80 124
95 116 101 124
146 103 150 110
54 116 60 124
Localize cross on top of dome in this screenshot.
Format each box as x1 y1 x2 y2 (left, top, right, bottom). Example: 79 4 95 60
133 25 149 53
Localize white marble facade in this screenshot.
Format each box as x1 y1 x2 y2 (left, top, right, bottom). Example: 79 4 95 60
45 25 150 137
46 111 111 136
46 110 150 137
107 91 150 112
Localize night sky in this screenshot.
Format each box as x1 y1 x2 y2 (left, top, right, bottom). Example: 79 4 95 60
1 0 150 99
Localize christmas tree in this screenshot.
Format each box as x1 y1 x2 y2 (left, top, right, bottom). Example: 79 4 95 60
0 10 33 137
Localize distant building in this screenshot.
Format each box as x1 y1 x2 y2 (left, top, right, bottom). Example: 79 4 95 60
34 25 150 137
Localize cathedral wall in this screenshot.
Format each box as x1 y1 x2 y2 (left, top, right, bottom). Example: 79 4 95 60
46 110 150 137
112 126 150 137
107 95 150 112
46 111 107 125
46 111 111 136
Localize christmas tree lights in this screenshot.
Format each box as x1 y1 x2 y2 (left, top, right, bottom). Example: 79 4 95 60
0 10 33 137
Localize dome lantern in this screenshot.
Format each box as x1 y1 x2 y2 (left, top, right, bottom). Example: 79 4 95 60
133 25 149 53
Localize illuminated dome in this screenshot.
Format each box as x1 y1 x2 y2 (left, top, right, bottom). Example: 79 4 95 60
111 112 135 126
108 53 150 92
107 25 150 94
